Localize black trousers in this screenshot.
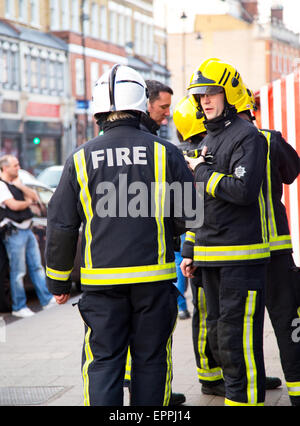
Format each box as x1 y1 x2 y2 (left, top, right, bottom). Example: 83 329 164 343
266 254 300 406
0 239 11 312
78 281 178 406
191 276 223 385
201 264 266 406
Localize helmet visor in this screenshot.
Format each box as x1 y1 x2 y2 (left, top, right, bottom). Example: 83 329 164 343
189 85 224 96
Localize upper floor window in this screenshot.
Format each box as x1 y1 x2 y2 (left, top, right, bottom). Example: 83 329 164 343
5 0 15 19
0 41 20 91
50 0 60 30
100 6 107 40
62 0 70 29
19 0 28 22
30 0 40 26
72 0 80 32
91 3 99 38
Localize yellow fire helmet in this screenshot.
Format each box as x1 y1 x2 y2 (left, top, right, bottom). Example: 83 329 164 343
236 85 257 113
187 58 246 108
173 96 206 141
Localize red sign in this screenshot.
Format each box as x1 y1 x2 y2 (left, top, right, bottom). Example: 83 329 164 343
26 102 60 118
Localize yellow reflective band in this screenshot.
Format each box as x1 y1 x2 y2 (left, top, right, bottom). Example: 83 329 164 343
286 381 300 396
124 348 132 381
80 262 177 286
259 130 278 239
270 235 293 252
197 367 223 382
46 266 73 282
243 291 258 405
198 287 209 371
258 188 268 244
186 231 195 244
194 243 270 262
74 149 93 269
163 307 178 406
224 398 264 406
82 326 94 407
206 172 225 198
154 142 167 265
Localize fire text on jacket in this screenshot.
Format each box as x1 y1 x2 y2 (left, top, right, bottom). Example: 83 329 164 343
92 147 148 169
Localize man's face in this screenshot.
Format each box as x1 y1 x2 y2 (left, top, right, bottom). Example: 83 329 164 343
148 91 172 126
4 157 20 180
200 92 225 120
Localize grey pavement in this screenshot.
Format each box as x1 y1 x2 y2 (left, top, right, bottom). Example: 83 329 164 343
0 286 291 406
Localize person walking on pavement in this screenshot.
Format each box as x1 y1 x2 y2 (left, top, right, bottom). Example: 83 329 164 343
175 93 282 397
181 58 270 406
0 155 55 317
45 65 196 406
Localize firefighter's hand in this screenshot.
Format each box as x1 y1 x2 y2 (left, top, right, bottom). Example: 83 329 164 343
54 294 70 305
180 258 197 278
185 146 208 171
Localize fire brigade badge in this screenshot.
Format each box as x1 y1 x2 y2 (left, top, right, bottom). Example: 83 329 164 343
234 166 246 178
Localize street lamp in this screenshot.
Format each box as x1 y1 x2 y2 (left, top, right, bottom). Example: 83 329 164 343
180 11 187 95
80 0 89 143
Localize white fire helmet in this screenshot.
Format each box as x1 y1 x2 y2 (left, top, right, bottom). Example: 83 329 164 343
92 64 149 117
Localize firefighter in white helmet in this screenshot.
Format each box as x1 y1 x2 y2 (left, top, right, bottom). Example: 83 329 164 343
45 64 196 406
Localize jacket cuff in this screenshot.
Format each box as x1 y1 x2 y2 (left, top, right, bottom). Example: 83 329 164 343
46 277 72 295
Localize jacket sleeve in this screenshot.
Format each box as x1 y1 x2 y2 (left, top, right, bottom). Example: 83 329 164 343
168 145 198 235
274 131 300 184
181 231 195 258
194 130 268 206
45 155 82 295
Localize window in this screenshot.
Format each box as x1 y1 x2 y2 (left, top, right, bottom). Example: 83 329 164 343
109 11 117 43
50 0 60 30
0 42 20 90
100 6 107 40
91 3 99 38
118 14 125 46
31 0 40 26
19 0 28 22
76 58 84 96
72 0 80 32
62 0 70 29
5 0 15 18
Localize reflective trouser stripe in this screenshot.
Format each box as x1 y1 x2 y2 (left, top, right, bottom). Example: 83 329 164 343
194 244 270 262
196 287 223 381
80 262 177 286
206 172 225 198
46 266 73 281
154 142 167 265
286 381 300 396
124 348 131 381
243 291 258 405
224 398 264 406
163 308 178 406
74 149 94 269
82 326 94 407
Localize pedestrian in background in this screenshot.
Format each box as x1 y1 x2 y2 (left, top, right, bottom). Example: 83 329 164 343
0 155 55 317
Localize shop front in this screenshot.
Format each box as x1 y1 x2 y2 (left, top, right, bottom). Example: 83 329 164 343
24 121 62 176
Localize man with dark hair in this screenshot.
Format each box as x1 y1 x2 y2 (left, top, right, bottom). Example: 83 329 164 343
145 80 173 127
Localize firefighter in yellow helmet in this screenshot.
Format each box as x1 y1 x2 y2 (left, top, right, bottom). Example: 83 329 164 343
238 86 300 406
181 58 269 406
177 88 282 399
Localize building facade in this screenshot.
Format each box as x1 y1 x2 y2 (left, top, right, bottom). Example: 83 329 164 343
0 0 170 172
166 0 300 112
